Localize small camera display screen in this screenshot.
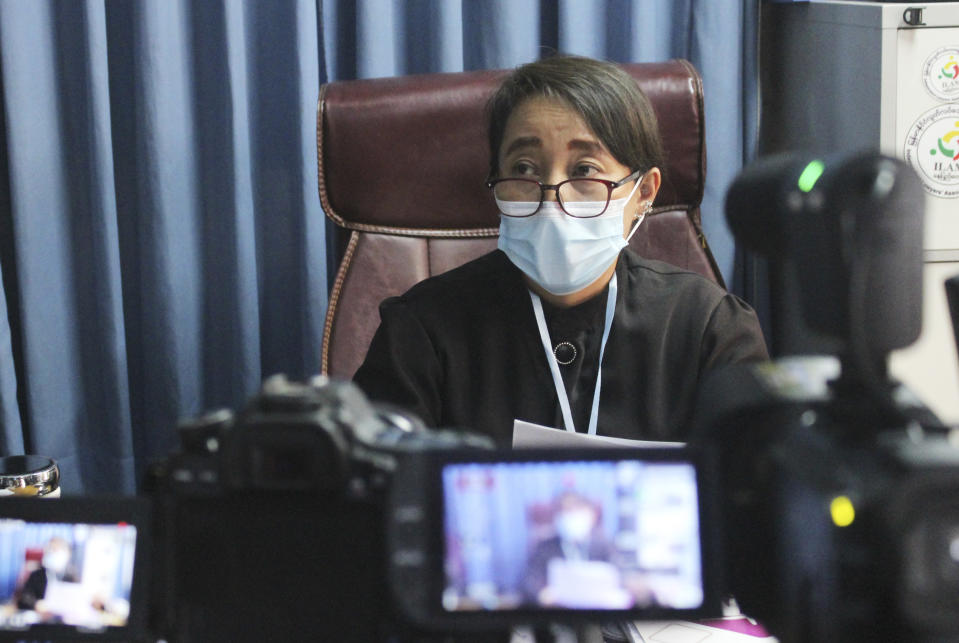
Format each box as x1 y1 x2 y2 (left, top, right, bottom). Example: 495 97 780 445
440 458 704 612
0 518 138 633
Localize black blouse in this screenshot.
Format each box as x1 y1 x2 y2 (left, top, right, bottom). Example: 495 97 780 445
353 249 768 444
540 289 607 433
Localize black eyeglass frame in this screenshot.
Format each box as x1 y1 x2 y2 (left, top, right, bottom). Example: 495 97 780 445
486 169 644 218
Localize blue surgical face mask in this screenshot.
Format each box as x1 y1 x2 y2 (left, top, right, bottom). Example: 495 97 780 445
496 179 643 296
43 549 70 574
555 508 596 543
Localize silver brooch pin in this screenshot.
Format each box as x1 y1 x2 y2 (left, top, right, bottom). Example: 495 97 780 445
553 341 577 366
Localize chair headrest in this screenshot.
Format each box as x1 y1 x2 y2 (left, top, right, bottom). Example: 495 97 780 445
318 60 705 235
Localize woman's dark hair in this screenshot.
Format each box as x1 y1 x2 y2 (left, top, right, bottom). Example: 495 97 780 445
486 55 665 179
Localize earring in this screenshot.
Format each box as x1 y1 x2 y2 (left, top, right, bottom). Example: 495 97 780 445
627 202 651 243
632 202 651 222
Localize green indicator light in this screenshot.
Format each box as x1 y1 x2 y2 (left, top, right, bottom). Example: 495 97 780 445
797 160 825 193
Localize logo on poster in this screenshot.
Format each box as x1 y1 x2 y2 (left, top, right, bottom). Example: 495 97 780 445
923 47 959 102
903 104 959 199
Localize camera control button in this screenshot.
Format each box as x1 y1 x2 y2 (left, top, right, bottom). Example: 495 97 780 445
392 549 425 567
394 505 424 523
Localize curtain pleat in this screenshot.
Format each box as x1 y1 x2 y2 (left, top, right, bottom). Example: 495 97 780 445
0 0 325 493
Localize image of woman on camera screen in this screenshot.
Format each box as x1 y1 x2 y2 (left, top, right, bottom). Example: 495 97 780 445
354 54 767 442
522 490 621 608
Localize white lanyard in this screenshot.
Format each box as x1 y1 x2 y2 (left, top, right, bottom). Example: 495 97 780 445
529 273 617 436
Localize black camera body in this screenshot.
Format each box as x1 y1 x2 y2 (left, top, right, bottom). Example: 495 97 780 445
145 374 500 643
705 150 959 642
145 376 399 642
695 356 959 642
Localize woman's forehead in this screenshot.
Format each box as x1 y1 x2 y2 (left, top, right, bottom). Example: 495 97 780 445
500 96 601 149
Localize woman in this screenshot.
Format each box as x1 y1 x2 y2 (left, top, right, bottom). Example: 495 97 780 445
354 55 767 443
522 491 615 608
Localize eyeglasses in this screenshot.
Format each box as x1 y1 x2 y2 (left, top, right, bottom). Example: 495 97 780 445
486 170 643 218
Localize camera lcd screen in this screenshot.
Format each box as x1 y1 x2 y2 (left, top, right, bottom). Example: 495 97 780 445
440 456 706 614
0 497 149 641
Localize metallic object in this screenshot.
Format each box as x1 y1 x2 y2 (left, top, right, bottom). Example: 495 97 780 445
0 455 60 497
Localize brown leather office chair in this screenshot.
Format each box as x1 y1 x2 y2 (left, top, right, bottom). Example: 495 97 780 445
318 60 723 379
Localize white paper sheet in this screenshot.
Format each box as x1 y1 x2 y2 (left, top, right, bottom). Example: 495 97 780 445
511 418 684 449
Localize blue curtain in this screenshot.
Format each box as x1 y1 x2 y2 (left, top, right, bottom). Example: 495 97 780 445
0 0 758 494
0 0 326 493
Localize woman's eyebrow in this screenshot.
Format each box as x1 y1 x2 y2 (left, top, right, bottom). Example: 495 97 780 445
503 136 540 156
567 139 604 153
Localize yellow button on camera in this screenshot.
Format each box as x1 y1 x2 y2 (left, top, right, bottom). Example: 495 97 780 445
830 495 855 528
